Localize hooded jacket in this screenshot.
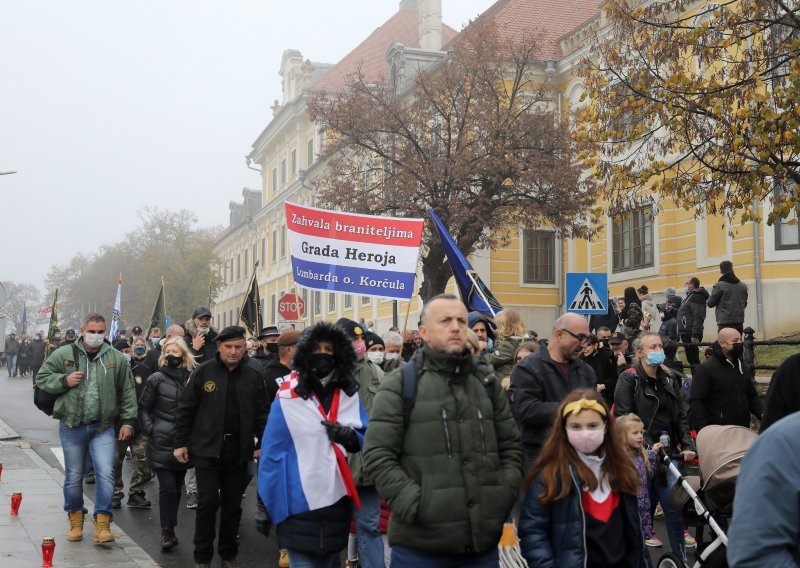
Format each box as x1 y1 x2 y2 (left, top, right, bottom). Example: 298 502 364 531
509 347 597 456
364 345 522 555
689 342 762 431
185 319 219 364
29 337 47 366
677 287 709 339
707 272 748 325
270 322 361 555
35 339 138 431
468 311 495 341
138 365 192 471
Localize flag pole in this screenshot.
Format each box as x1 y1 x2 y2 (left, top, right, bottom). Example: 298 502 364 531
401 274 417 336
465 270 498 318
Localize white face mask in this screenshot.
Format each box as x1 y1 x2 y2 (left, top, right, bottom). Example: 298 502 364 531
385 352 400 361
84 333 105 348
366 351 385 365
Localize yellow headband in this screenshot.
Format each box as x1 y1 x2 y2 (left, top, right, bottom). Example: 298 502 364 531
562 398 607 419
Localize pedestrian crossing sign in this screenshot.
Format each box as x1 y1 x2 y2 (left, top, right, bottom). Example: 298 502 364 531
566 273 608 315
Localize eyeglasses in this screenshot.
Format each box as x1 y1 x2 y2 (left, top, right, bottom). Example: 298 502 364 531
560 329 589 344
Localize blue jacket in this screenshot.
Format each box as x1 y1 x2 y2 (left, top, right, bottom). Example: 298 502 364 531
519 465 648 568
728 412 800 567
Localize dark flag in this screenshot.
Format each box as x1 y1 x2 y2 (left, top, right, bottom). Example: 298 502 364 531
21 304 27 335
429 209 503 319
148 278 167 334
47 289 59 354
239 264 262 337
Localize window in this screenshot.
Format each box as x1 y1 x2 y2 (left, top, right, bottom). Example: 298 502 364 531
236 254 241 281
314 291 321 315
281 159 287 186
302 289 308 314
522 230 556 284
271 294 277 323
229 310 234 327
328 293 336 312
774 184 800 249
244 249 249 276
361 295 371 306
344 294 352 309
222 311 227 327
272 168 277 194
281 226 286 258
612 207 654 272
253 243 258 269
291 149 297 176
307 138 314 167
272 229 277 262
261 238 266 266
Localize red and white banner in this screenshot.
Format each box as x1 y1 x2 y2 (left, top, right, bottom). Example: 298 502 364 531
284 202 423 300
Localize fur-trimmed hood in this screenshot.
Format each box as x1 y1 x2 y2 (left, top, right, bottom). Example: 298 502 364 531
292 321 358 397
184 319 218 338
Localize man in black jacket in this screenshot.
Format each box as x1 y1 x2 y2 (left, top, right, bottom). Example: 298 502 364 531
252 326 280 368
509 312 597 467
761 353 800 432
29 333 47 382
187 307 219 365
689 328 762 431
677 276 709 372
173 326 269 568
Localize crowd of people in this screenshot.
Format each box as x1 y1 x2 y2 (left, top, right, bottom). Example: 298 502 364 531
5 258 797 567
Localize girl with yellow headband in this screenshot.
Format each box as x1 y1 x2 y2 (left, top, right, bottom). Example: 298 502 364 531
517 389 649 567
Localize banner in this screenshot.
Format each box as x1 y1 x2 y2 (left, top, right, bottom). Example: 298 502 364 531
148 278 167 334
109 276 122 341
35 306 51 337
239 264 262 337
429 209 503 318
285 202 423 300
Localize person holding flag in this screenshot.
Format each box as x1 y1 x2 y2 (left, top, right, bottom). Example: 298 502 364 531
258 321 367 568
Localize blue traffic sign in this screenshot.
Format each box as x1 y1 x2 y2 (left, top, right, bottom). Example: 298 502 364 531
566 273 608 315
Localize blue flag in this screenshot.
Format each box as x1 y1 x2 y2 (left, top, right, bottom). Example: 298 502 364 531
21 304 27 335
428 210 503 318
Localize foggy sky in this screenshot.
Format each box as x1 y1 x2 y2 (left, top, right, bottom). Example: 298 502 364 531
0 1 494 295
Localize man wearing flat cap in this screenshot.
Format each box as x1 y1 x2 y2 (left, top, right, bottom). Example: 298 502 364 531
335 318 384 568
252 326 280 368
187 306 219 364
173 325 269 568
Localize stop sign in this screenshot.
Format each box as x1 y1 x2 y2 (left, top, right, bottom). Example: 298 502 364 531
278 293 305 321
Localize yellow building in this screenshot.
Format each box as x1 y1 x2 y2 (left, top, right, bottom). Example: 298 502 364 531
213 0 798 339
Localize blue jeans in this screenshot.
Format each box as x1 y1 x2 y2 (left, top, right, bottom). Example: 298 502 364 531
355 486 384 568
287 549 340 568
650 464 685 560
391 545 499 567
6 353 16 375
60 422 115 517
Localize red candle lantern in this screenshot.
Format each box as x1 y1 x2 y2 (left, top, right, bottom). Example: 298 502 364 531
41 537 55 568
10 491 22 515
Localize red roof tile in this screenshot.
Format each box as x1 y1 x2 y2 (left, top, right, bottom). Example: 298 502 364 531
312 7 459 93
444 0 601 60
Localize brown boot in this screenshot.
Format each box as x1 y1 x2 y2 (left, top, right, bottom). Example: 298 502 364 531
93 513 115 544
67 511 84 542
160 528 174 550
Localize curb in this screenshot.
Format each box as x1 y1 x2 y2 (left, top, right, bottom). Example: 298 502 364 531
0 415 20 440
17 442 160 568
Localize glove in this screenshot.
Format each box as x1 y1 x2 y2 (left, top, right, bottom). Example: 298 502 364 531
321 420 360 452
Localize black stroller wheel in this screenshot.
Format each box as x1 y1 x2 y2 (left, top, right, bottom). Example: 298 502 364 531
657 552 687 568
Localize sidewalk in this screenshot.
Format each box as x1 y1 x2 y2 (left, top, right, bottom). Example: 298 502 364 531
0 418 157 568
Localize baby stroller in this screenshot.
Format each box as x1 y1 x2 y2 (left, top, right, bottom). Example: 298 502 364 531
656 425 758 568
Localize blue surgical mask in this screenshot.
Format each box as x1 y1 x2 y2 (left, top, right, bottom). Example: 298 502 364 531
124 353 132 363
683 286 689 295
646 351 666 366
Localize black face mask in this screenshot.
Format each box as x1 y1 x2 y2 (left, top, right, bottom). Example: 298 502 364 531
165 355 182 369
311 353 336 378
729 343 744 358
266 343 279 355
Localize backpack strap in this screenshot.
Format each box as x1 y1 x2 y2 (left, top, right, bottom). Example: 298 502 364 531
400 351 422 426
71 343 81 371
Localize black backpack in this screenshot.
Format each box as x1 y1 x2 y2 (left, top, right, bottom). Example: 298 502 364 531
34 344 81 417
400 350 497 425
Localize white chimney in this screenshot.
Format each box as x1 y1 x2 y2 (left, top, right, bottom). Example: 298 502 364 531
418 0 442 51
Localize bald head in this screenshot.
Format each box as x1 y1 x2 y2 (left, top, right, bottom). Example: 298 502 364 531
166 325 185 340
549 312 590 363
717 327 742 360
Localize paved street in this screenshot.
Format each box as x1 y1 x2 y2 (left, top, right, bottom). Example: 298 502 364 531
0 372 281 568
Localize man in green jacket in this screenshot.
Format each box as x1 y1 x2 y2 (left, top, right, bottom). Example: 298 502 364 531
363 294 522 566
36 313 137 545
